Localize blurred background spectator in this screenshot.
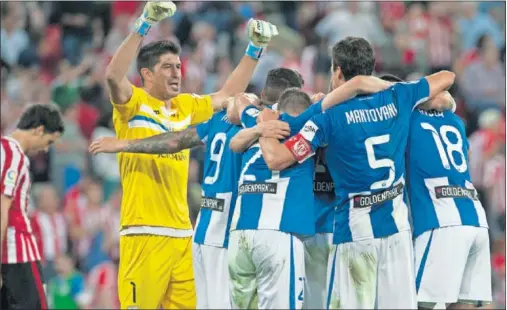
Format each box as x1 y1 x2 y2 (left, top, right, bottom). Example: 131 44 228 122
1 1 505 308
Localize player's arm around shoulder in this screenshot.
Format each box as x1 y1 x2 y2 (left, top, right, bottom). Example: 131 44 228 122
89 127 204 155
322 75 393 111
418 91 457 112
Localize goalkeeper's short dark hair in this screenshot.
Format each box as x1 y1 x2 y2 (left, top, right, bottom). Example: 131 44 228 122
136 40 181 78
262 68 304 104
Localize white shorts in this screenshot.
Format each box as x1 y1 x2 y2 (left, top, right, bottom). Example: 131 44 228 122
228 230 305 309
192 243 231 309
327 230 417 309
303 233 333 309
414 226 492 308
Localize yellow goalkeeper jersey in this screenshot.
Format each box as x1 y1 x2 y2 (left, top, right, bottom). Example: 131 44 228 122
112 86 213 236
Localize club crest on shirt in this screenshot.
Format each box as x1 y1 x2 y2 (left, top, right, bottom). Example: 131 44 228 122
5 169 17 186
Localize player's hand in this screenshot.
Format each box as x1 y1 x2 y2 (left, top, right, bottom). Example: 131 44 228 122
311 92 326 103
247 19 279 48
89 137 129 154
257 108 279 123
256 120 291 140
134 1 176 36
141 2 176 24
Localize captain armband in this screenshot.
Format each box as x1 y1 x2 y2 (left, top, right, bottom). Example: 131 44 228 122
284 134 313 163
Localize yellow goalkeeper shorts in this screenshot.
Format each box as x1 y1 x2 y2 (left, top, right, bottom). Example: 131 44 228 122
117 234 196 309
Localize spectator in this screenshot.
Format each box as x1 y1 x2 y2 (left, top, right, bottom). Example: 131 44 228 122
31 184 68 281
48 254 92 309
457 2 504 51
1 3 30 66
50 2 96 65
51 104 88 196
459 34 505 116
426 2 454 72
91 113 120 201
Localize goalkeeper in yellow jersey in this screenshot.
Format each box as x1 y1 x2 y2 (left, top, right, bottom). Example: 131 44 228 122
104 2 278 309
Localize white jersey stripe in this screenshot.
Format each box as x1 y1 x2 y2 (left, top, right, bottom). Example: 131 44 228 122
258 174 289 230
2 142 22 197
465 180 489 228
20 233 28 262
7 228 16 264
203 192 233 245
391 177 409 232
26 234 35 262
348 191 375 241
424 177 462 226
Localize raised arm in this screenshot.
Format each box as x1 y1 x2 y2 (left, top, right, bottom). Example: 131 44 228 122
105 2 177 105
105 33 140 105
209 20 278 111
89 127 203 155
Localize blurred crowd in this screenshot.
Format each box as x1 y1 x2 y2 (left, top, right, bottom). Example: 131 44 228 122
0 1 505 308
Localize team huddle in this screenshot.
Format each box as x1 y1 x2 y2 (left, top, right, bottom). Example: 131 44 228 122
0 1 492 310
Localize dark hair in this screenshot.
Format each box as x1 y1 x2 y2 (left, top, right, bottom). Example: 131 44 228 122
17 104 65 134
476 34 490 51
277 88 312 114
331 36 375 81
136 40 181 80
263 68 304 104
379 74 404 82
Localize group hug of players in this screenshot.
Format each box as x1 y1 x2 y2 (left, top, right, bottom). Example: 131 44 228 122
0 1 492 310
87 2 494 310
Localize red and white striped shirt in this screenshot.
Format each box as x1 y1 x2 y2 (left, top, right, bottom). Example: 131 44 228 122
1 136 42 264
87 261 120 309
31 210 68 262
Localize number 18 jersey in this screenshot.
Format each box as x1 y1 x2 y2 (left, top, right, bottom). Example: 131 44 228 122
194 111 242 248
407 109 489 238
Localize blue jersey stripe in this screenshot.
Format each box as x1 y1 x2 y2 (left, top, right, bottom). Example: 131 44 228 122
334 207 353 244
370 201 398 238
236 195 263 229
457 198 480 226
416 230 434 292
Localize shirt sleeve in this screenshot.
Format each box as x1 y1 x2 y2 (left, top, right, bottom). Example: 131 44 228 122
189 94 214 126
393 78 431 111
195 120 212 143
0 142 24 197
285 111 332 163
110 85 142 120
294 100 323 123
240 105 260 129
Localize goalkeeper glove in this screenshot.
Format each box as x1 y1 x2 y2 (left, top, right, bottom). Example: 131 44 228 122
133 1 177 37
245 19 278 60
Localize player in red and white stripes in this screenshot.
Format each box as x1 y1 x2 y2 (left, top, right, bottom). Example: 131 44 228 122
1 104 64 309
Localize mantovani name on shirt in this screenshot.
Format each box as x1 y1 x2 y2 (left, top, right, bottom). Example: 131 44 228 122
345 103 398 124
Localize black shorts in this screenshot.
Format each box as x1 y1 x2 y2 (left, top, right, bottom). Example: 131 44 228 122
1 261 47 309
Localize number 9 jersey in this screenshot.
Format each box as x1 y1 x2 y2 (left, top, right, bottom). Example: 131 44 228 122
194 111 242 248
407 109 489 237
